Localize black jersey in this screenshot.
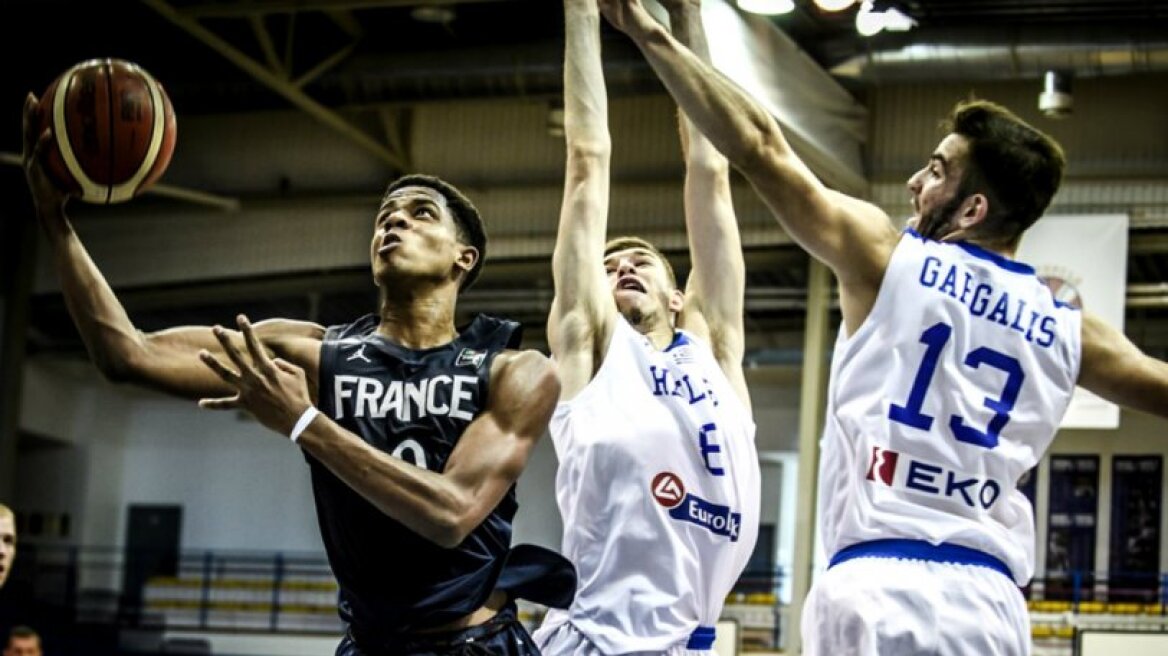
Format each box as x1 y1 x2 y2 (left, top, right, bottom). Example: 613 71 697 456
312 313 521 639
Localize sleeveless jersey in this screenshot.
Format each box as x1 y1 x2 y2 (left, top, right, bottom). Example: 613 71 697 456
818 229 1082 584
543 318 760 653
312 313 521 639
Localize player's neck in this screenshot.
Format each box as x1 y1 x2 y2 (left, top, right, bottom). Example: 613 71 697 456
625 310 676 351
376 288 459 349
939 224 1020 259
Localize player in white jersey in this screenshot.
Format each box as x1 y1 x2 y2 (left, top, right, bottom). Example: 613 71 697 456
534 1 760 654
599 1 1168 653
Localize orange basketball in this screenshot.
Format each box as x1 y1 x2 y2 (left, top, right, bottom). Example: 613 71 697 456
38 58 177 204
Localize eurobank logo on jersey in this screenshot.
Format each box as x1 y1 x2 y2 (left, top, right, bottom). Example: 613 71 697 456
865 446 1004 511
651 472 741 542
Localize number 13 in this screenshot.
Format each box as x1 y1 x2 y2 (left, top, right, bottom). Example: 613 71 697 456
888 322 1025 449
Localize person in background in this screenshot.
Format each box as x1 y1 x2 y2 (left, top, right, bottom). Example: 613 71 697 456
0 504 15 590
3 627 42 656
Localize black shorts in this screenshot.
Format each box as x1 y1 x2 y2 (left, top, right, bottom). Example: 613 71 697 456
337 605 540 656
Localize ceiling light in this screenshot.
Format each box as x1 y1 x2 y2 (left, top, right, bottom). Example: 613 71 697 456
881 7 916 32
737 0 796 16
855 1 916 37
855 1 884 37
814 0 855 11
411 6 455 24
1038 70 1073 118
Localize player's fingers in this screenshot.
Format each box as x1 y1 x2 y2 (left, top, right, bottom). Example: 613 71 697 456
198 396 240 410
237 315 274 374
33 129 53 163
22 94 39 159
199 349 241 384
212 325 251 373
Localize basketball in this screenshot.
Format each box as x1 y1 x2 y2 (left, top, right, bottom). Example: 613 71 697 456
38 58 177 204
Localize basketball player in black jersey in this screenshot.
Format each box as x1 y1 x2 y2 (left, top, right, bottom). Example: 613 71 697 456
22 94 574 655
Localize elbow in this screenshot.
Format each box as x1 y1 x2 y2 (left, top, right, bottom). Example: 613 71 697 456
536 360 562 411
413 486 481 548
433 526 472 550
565 138 611 170
93 349 141 384
425 507 476 549
687 155 731 180
92 332 156 384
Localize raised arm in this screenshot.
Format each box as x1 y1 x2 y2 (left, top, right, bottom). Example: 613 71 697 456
666 0 749 409
292 349 559 547
597 0 898 332
548 0 619 400
22 93 322 399
1078 311 1168 418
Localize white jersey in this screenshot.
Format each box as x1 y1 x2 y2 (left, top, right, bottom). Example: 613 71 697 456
819 230 1081 584
539 318 760 654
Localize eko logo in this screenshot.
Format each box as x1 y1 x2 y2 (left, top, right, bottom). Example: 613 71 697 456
866 446 899 485
864 446 1003 511
651 472 686 509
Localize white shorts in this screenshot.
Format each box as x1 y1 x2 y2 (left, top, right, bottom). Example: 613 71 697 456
802 556 1030 656
533 615 713 656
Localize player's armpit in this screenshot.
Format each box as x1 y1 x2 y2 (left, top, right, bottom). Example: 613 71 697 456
1078 310 1168 418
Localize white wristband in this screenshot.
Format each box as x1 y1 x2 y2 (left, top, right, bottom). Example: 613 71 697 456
289 406 320 443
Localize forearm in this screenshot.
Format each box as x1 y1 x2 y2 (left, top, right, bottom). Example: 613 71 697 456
564 0 611 155
629 18 785 173
38 203 151 380
669 1 742 332
554 0 611 314
673 0 732 220
38 204 264 397
298 417 471 547
668 1 728 174
1114 360 1168 418
1080 313 1168 419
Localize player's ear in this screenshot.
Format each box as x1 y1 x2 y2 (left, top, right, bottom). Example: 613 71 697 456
668 288 685 314
455 244 478 277
957 193 989 230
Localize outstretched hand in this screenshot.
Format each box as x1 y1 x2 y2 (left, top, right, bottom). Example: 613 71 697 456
21 93 71 215
199 314 314 439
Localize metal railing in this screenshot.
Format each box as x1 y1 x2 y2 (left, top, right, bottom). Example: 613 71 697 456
7 544 1166 640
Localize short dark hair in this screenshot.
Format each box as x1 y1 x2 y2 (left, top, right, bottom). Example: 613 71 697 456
604 236 677 289
7 625 39 645
382 174 487 291
944 99 1066 243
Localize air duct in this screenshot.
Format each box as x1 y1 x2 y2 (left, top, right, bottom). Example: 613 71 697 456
832 43 1168 81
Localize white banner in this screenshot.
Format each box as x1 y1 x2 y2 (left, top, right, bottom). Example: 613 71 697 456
1016 214 1129 429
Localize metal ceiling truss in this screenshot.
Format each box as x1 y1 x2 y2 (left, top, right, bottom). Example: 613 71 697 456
140 0 410 171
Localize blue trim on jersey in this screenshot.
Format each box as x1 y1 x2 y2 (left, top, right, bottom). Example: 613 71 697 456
829 539 1013 581
903 228 1036 276
955 241 1036 275
666 331 693 352
686 626 716 650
